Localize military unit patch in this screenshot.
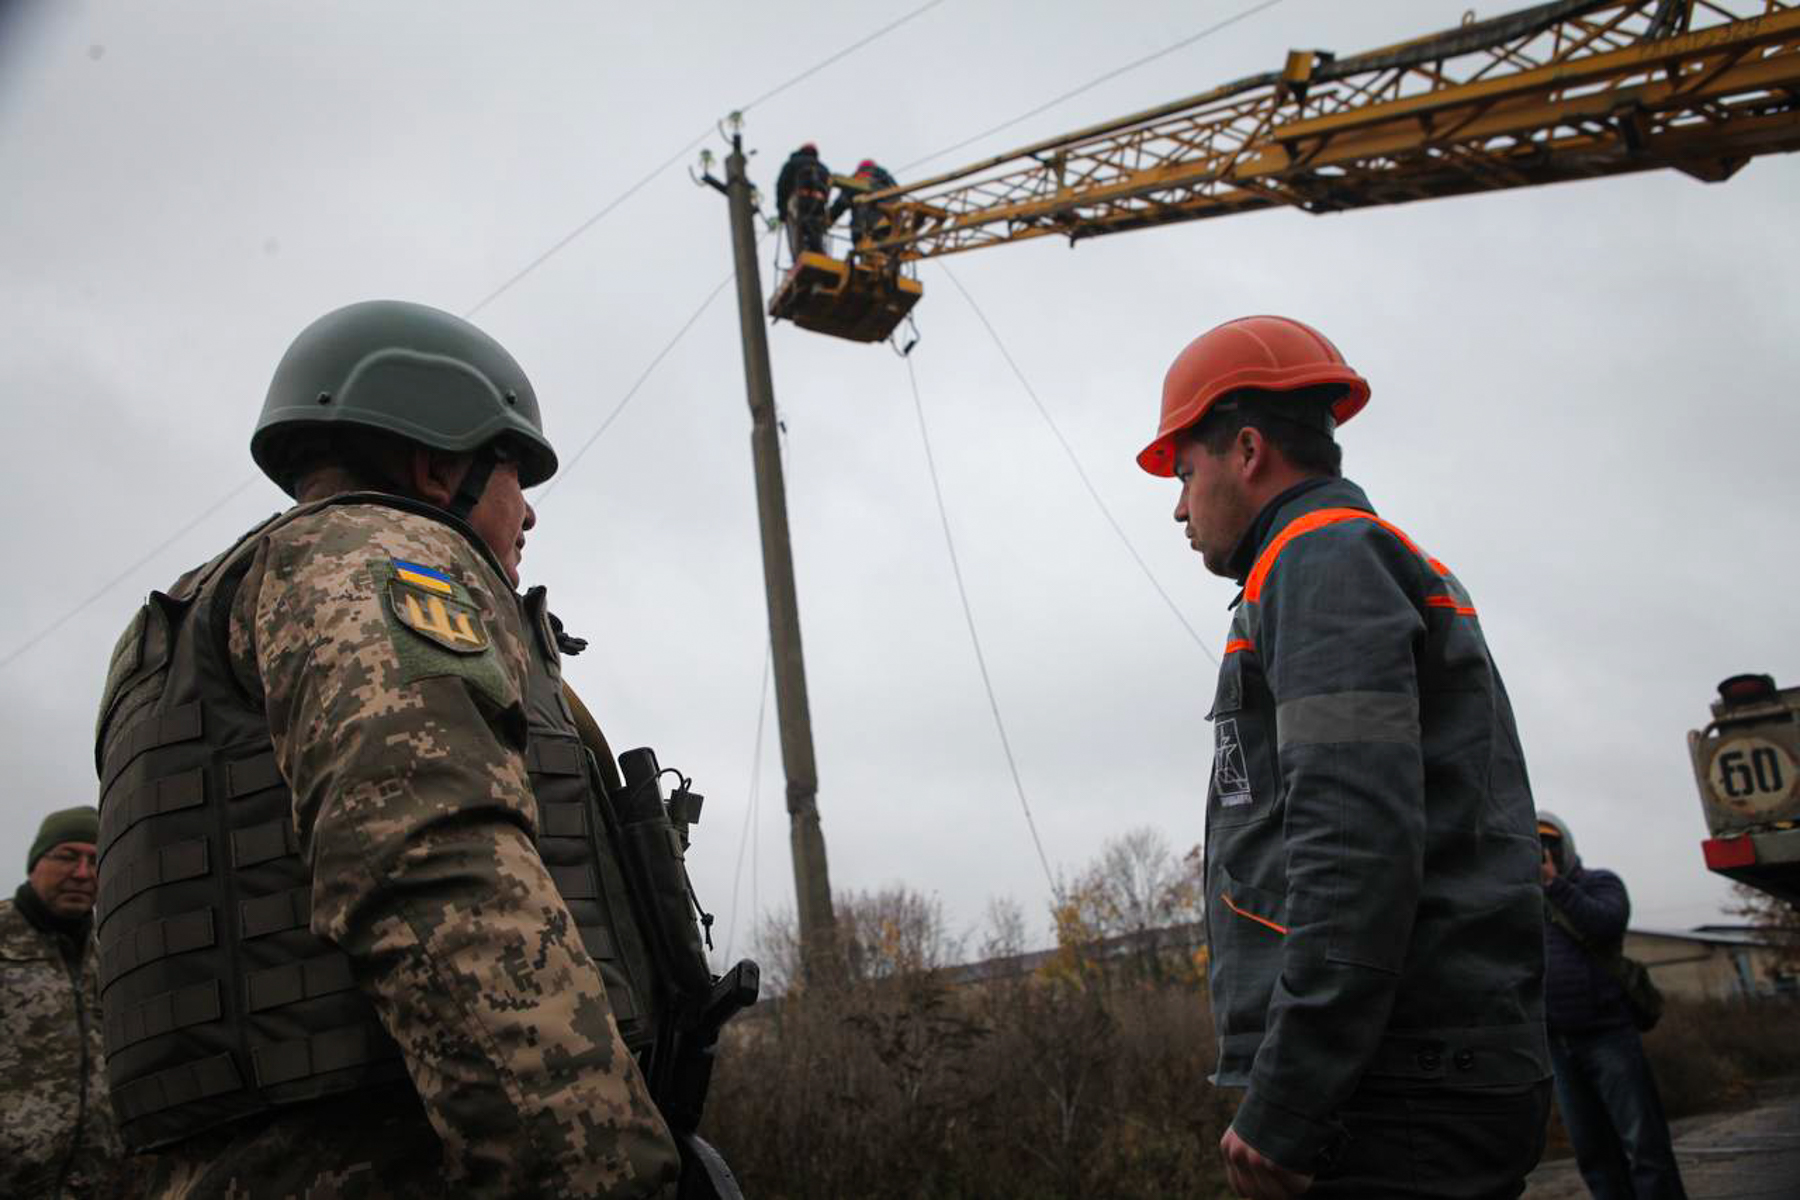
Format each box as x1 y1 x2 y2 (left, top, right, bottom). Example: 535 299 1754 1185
392 559 456 595
383 558 490 654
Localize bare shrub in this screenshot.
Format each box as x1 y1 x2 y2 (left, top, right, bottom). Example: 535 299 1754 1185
1729 883 1800 976
1640 995 1800 1119
1054 827 1205 986
704 879 1231 1198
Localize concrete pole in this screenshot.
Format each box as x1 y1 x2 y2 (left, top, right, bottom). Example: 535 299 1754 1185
721 134 837 971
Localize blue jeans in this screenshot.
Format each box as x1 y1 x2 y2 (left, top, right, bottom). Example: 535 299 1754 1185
1549 1025 1686 1199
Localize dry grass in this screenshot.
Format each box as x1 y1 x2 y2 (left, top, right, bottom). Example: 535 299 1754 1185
701 962 1234 1199
699 869 1799 1196
704 984 1800 1196
1641 996 1800 1120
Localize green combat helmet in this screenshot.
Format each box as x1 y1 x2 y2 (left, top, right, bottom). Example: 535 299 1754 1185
252 300 558 512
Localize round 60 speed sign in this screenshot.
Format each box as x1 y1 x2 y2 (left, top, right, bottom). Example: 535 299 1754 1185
1707 737 1798 818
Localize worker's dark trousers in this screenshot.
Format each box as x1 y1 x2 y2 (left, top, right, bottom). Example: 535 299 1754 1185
1308 1078 1552 1198
785 195 826 258
1549 1026 1687 1200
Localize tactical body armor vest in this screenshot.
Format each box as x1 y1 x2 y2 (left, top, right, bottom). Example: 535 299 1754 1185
93 496 663 1150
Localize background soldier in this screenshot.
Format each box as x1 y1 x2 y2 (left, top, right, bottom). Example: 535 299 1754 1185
93 300 727 1198
1139 315 1552 1198
0 805 122 1198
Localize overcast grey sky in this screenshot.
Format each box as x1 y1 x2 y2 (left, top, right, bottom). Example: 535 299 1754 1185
3 0 1795 963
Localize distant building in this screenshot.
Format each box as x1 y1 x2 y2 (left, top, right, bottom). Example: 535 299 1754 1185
938 921 1207 988
1627 925 1796 1000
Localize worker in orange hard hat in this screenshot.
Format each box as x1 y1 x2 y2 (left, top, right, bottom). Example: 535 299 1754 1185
1141 316 1552 1199
775 142 832 259
830 157 898 249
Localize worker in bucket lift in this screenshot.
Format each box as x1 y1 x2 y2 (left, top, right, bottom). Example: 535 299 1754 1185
775 142 832 259
831 158 898 250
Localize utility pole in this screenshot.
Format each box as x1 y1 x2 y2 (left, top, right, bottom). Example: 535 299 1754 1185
704 123 837 971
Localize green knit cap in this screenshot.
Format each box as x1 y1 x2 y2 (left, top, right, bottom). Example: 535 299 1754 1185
28 806 100 872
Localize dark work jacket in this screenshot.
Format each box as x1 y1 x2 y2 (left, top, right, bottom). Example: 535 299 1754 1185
1543 866 1633 1033
775 150 830 217
1204 477 1550 1172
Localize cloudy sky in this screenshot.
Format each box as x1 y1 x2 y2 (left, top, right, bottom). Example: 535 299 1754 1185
3 0 1795 966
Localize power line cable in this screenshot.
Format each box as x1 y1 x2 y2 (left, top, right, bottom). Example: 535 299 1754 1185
4 243 744 673
939 263 1217 664
533 264 740 505
739 0 949 113
0 476 261 673
3 4 940 673
722 414 796 963
723 643 774 966
903 353 1057 894
899 0 1287 175
465 0 950 321
462 130 715 321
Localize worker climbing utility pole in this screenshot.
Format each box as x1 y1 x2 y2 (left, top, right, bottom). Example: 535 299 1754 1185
705 119 837 974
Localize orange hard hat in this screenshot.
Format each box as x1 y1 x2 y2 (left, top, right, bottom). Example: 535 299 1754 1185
1136 315 1370 477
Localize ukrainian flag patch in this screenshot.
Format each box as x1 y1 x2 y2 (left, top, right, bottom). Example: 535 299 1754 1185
393 559 456 595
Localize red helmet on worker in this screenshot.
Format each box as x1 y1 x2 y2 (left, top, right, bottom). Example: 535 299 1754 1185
857 159 878 172
1136 314 1370 477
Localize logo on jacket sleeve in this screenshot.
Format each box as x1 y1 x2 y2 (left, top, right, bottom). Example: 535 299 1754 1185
1213 718 1253 808
386 559 489 654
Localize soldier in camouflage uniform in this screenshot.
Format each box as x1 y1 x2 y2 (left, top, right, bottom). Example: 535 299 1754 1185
1 805 124 1198
93 301 702 1199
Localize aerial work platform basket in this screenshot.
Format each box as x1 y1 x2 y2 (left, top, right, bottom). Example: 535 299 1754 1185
768 251 921 344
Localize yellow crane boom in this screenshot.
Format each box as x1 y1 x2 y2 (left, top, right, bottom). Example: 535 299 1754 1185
873 0 1800 262
772 0 1799 339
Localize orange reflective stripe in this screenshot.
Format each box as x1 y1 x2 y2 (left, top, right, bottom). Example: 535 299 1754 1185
1244 508 1458 604
1424 595 1478 617
1224 639 1255 656
1220 892 1289 936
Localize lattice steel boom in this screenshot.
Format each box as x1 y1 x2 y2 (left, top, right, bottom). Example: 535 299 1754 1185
866 0 1800 262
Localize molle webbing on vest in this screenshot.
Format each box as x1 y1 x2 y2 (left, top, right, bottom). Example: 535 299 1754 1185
94 497 414 1150
518 585 659 1046
94 497 670 1151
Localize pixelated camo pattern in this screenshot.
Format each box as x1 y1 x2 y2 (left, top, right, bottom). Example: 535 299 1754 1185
0 899 123 1198
138 502 678 1198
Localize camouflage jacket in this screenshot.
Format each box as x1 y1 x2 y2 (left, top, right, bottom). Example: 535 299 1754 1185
138 498 678 1199
0 891 122 1198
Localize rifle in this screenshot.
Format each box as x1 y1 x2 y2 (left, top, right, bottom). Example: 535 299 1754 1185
615 746 761 1200
670 962 760 1199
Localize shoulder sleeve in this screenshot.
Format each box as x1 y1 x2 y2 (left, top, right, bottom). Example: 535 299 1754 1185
240 505 678 1199
1234 518 1430 1172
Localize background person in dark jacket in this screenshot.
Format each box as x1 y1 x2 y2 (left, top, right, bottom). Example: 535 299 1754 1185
1539 812 1687 1199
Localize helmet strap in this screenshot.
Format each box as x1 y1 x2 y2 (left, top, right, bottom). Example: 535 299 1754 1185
447 448 498 522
